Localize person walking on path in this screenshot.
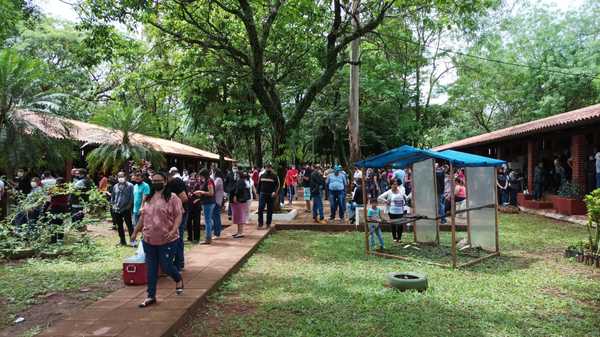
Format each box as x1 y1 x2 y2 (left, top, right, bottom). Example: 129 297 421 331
231 172 252 238
378 179 407 243
301 164 312 212
284 165 298 205
326 165 347 221
131 172 184 308
110 171 134 246
187 173 203 243
195 168 217 244
167 168 188 270
257 164 280 229
132 172 150 226
309 165 326 223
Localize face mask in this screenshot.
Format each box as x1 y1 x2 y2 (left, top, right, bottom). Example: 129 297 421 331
152 182 164 191
31 182 38 188
118 177 126 183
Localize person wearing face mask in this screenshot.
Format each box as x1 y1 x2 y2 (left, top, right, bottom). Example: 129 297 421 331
131 172 151 227
257 164 280 229
13 168 32 195
131 172 184 308
110 171 134 246
29 177 43 194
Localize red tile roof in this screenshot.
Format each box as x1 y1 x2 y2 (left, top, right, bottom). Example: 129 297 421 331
18 110 235 162
434 103 600 151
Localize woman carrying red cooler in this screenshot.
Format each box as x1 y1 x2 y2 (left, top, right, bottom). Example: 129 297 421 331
131 172 184 308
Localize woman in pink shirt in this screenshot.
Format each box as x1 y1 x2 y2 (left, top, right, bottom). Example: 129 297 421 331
131 172 184 307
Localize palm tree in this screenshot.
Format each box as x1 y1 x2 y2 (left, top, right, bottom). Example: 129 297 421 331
86 104 165 174
0 48 68 175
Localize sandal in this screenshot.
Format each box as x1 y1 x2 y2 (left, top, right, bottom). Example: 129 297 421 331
176 279 184 295
138 298 156 308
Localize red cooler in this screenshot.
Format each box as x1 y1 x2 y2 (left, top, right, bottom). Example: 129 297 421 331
122 255 147 285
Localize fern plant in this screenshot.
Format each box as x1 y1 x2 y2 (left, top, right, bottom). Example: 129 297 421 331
86 104 164 174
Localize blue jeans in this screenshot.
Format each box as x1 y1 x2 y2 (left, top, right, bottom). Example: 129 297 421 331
143 240 181 299
596 173 600 189
348 202 364 220
438 194 446 224
212 203 222 237
174 210 188 269
312 193 324 220
329 190 345 219
203 203 216 240
288 185 296 203
369 223 384 249
258 193 274 226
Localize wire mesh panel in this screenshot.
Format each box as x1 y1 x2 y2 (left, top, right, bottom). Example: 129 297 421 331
412 158 437 243
466 166 496 251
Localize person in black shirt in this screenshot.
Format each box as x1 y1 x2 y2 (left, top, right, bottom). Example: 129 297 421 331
309 165 325 223
302 164 313 212
167 168 188 270
13 168 31 195
257 164 280 228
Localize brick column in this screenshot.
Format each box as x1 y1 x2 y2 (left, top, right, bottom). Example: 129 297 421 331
571 134 586 191
527 140 538 193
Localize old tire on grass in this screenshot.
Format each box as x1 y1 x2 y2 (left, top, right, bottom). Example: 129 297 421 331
387 272 428 292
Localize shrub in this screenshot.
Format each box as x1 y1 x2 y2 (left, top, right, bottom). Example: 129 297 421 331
557 181 584 199
583 188 600 255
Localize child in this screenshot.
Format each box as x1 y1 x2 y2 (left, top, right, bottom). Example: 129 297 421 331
367 198 384 251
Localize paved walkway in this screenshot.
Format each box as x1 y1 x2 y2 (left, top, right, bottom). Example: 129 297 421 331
37 225 273 337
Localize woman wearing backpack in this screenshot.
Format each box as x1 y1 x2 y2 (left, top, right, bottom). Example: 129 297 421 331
231 172 251 238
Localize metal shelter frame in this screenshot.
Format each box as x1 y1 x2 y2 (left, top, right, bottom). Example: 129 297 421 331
355 145 505 268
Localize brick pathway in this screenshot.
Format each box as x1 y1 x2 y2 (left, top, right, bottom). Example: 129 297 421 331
37 225 273 337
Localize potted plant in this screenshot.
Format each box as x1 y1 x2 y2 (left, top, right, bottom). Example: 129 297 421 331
552 182 587 215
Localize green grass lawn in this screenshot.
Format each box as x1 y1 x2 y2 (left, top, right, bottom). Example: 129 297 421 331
0 225 133 333
178 213 600 337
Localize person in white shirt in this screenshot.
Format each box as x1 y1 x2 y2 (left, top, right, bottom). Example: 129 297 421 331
378 179 407 243
41 171 57 189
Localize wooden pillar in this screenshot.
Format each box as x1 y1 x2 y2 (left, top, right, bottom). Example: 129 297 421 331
449 162 457 268
65 158 73 181
527 140 538 193
571 134 586 191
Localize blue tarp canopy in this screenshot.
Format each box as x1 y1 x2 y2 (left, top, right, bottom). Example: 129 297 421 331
355 145 505 168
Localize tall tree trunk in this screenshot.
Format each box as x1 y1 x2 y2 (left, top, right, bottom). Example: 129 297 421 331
254 126 263 168
348 0 361 166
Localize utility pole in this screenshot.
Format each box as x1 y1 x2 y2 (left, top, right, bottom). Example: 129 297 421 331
348 0 361 165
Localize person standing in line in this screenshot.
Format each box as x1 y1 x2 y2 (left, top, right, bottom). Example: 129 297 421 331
507 170 522 206
187 173 203 243
378 179 407 243
284 165 298 205
41 171 57 189
231 171 252 238
251 166 260 199
348 179 364 224
212 168 225 239
110 171 134 246
257 164 280 229
496 167 508 206
167 168 189 270
326 165 347 221
302 164 312 212
533 162 545 200
195 168 216 244
224 166 238 221
131 172 151 226
131 172 184 308
309 165 326 223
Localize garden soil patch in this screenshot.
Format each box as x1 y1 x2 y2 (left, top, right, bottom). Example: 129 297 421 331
0 278 123 337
